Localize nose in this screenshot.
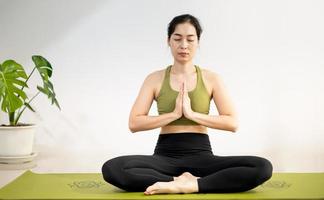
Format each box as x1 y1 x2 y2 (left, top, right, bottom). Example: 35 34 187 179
179 40 189 49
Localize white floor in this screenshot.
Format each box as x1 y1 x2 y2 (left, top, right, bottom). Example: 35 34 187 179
0 145 113 189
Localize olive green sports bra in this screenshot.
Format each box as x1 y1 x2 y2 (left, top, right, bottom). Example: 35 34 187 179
156 65 211 125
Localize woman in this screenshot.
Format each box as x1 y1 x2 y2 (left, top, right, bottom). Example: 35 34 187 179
102 14 273 195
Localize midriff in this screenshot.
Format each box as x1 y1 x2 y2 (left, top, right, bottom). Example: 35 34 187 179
160 125 207 134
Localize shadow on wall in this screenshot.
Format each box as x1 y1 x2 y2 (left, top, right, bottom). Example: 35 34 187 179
0 0 107 60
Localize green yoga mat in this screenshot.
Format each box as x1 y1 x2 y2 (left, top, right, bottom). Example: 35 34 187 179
0 170 323 200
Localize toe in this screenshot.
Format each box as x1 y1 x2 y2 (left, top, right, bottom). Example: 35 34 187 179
145 185 154 193
183 172 191 176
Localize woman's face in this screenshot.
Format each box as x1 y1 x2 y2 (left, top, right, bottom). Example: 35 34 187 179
168 22 199 64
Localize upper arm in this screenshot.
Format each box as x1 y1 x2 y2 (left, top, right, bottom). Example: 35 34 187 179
129 72 156 119
211 72 237 117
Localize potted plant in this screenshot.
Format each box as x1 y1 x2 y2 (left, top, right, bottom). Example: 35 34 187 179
0 55 60 157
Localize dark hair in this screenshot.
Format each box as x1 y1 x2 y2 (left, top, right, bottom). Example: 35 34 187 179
167 14 203 41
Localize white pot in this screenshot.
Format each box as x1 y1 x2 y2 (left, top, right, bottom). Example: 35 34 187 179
0 124 36 157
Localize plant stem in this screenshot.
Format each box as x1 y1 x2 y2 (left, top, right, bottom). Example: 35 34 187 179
13 67 37 125
14 91 41 125
9 112 15 125
21 67 36 91
13 67 37 123
16 66 36 102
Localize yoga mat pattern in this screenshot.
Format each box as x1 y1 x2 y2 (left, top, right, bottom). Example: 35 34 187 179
0 170 323 199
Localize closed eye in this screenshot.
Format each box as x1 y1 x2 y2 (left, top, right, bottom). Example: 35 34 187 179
174 39 194 42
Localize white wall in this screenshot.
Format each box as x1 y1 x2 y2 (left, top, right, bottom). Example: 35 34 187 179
1 0 323 172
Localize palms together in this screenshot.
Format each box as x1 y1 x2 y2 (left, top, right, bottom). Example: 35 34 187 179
174 81 193 119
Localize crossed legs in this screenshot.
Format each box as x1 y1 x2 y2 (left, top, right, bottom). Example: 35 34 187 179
102 154 273 194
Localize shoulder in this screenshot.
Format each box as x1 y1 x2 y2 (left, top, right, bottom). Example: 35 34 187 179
141 67 167 88
144 68 166 82
199 66 223 85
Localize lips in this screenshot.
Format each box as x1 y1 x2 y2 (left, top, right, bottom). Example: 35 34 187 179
178 53 189 56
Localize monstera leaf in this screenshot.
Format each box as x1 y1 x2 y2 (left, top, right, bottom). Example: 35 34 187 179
0 60 28 113
0 56 60 125
32 55 61 110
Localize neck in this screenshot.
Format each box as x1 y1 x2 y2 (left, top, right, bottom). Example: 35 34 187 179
171 61 195 75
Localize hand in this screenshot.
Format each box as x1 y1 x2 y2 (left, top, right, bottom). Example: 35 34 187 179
182 81 194 119
172 82 183 119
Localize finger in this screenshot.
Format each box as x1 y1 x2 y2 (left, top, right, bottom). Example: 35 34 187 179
179 85 182 97
182 82 184 94
180 83 183 96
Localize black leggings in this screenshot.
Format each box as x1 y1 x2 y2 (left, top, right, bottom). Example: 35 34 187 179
102 133 273 193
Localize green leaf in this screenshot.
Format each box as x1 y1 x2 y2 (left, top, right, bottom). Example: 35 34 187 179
0 60 28 113
37 85 48 95
25 102 35 112
4 92 23 112
37 80 60 110
1 97 6 112
10 86 28 100
54 98 61 110
32 55 52 77
32 55 60 110
2 60 28 78
10 79 28 88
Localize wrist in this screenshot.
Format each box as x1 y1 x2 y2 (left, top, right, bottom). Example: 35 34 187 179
188 111 197 120
171 111 181 119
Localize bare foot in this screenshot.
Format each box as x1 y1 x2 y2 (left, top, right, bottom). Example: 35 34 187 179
144 172 199 195
174 172 200 181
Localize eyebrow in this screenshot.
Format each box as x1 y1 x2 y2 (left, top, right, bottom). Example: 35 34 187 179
173 33 196 37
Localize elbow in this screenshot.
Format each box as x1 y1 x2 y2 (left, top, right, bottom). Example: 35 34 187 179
129 124 137 133
128 124 137 133
231 124 238 133
230 118 239 133
128 119 137 133
129 126 135 133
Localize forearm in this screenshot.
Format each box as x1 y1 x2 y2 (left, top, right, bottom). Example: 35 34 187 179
190 112 238 132
129 112 178 133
